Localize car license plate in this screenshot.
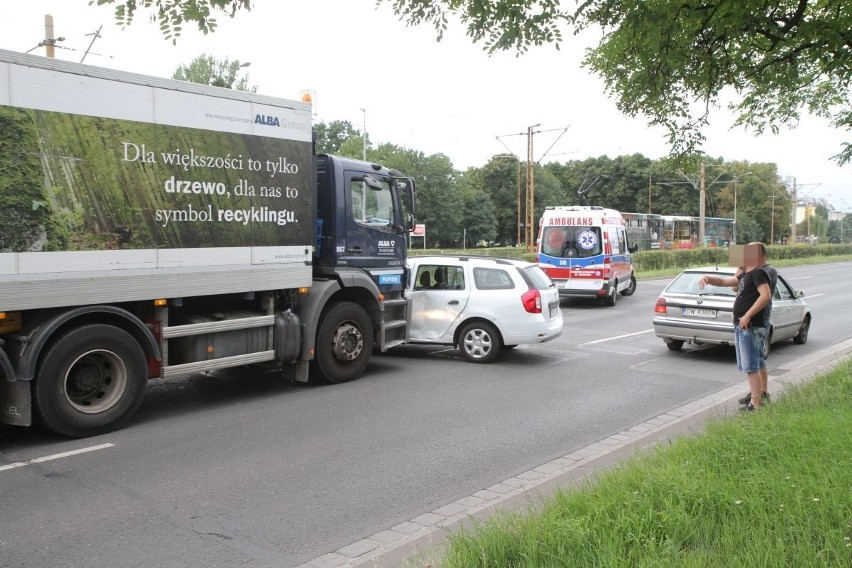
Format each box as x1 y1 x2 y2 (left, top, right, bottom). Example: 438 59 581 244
682 307 717 318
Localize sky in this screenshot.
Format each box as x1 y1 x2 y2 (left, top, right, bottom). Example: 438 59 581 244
1 0 850 212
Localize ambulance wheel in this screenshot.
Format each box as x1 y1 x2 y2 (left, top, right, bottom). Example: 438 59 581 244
620 274 637 296
604 281 618 306
313 301 374 384
33 324 148 438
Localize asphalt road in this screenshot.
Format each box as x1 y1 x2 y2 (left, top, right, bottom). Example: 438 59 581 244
1 262 848 567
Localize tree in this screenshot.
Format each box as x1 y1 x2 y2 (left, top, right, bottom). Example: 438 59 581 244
367 143 463 247
458 168 499 246
383 0 852 165
475 157 522 245
173 54 256 91
314 121 363 155
93 0 251 42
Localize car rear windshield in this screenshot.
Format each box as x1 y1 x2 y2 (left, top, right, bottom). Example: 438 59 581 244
540 226 602 258
519 265 556 290
668 272 737 297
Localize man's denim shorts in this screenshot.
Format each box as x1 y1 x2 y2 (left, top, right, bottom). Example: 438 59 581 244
735 325 767 373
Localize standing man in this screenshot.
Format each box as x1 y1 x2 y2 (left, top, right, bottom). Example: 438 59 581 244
699 243 772 410
736 245 778 406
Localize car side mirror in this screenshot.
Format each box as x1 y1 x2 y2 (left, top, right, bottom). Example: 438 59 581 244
628 243 639 253
796 290 804 298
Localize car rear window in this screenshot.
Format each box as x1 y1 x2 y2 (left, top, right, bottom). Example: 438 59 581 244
519 265 556 290
540 226 602 258
473 267 515 290
667 272 737 297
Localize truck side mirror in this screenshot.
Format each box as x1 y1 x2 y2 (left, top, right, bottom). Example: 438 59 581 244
362 175 383 191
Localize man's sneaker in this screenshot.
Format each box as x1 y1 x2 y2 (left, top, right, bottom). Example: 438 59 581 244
738 391 770 405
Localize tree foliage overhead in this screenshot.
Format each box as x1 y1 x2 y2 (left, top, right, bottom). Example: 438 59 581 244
92 0 251 42
172 54 256 91
98 1 851 164
382 0 852 165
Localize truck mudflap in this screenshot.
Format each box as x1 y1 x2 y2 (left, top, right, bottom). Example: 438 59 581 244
1 379 31 427
0 339 30 426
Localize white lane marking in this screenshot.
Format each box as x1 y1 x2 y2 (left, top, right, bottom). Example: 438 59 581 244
0 443 114 473
581 329 655 346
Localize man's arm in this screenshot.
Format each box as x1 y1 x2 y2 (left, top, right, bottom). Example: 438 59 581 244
699 274 738 289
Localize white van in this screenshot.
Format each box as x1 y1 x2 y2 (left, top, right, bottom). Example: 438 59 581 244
536 206 638 306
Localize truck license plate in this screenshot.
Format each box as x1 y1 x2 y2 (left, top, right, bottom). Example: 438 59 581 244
682 307 717 318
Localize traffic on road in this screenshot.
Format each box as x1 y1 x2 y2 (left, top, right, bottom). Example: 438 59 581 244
1 261 847 567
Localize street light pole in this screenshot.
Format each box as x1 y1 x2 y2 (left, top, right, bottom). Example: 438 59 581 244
733 178 738 244
360 107 366 161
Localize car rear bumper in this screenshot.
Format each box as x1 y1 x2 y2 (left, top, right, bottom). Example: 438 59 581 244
502 318 563 345
652 317 735 345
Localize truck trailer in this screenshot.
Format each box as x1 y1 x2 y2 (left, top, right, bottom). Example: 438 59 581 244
0 49 416 437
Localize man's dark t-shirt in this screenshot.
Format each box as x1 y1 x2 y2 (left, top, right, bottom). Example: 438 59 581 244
734 268 771 327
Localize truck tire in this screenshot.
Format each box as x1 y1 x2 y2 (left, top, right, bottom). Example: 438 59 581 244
312 302 374 384
33 324 148 438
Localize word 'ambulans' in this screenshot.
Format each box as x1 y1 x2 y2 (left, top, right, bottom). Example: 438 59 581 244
536 206 637 306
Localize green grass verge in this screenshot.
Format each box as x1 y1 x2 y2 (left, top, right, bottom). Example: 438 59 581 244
436 362 852 567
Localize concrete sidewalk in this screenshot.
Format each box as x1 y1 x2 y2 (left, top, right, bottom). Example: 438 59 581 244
298 337 852 568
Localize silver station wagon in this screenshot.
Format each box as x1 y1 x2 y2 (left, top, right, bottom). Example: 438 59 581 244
406 255 563 363
653 266 811 356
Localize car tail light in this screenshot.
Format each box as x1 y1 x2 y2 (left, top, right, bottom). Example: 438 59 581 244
655 297 667 314
521 289 542 313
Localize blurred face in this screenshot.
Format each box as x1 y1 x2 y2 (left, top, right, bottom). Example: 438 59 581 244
743 244 762 267
729 244 745 267
729 243 764 267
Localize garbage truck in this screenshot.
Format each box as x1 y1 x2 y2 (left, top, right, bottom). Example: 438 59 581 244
0 49 416 437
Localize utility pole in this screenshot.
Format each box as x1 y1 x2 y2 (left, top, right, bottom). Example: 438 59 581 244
648 175 652 214
790 177 797 244
80 25 102 63
699 161 706 247
44 14 56 58
516 159 521 247
525 124 539 251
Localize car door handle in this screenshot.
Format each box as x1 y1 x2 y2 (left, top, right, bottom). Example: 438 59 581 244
448 300 459 305
347 246 362 254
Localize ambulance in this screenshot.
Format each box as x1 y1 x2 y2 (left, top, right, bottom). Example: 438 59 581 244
536 206 638 306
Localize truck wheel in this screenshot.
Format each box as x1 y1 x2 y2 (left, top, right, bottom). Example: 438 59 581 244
620 274 637 296
33 324 147 438
313 302 374 384
458 321 501 363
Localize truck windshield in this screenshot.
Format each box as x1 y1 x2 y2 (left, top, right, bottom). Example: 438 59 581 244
350 177 395 233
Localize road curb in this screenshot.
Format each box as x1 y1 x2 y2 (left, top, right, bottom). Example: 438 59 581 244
297 338 852 568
